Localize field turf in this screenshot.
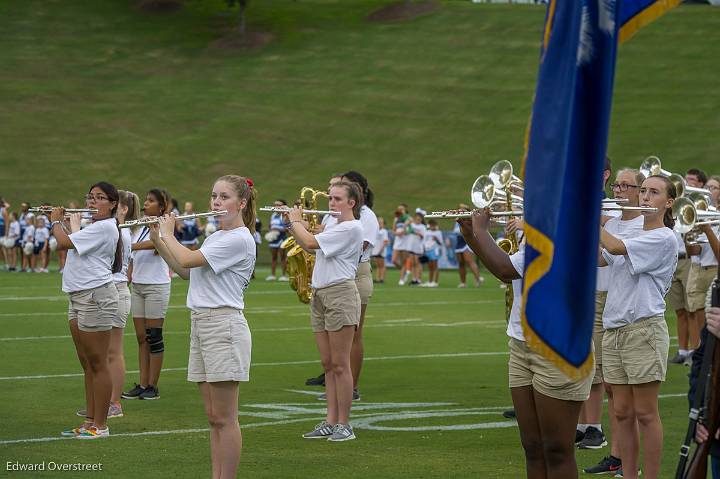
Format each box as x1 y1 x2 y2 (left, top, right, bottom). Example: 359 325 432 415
0 268 697 477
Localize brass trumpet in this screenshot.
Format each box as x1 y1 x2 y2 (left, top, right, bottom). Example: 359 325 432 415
427 173 524 219
119 210 227 229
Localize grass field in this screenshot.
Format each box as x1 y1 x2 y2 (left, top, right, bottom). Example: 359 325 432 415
0 267 699 477
0 0 719 219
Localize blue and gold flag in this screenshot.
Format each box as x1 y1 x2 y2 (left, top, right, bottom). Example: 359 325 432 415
521 0 679 379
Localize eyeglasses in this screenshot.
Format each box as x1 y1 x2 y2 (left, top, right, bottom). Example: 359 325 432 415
610 183 639 192
85 195 109 202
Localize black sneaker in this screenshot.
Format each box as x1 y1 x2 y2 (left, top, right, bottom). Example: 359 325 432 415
583 455 621 474
578 426 608 449
121 383 145 400
305 373 326 387
575 429 585 444
502 409 516 419
139 385 160 400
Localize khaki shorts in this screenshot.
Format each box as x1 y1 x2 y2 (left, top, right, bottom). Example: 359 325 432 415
68 282 119 333
508 338 593 402
131 282 171 319
667 258 691 311
592 291 607 385
355 261 373 305
602 316 669 385
113 282 131 329
310 280 361 333
687 264 717 312
188 307 251 383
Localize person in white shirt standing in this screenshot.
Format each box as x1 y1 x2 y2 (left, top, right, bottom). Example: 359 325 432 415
148 175 256 479
422 219 443 287
122 188 172 401
288 181 363 442
33 216 49 272
51 182 122 439
371 216 390 284
599 175 678 479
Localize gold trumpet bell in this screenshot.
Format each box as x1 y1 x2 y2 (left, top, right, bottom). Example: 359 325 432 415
673 197 697 234
496 238 514 254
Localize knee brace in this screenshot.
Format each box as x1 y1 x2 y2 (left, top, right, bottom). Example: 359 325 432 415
146 327 164 354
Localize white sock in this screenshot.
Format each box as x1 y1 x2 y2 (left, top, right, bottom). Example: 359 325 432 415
577 424 588 433
679 349 689 356
590 424 602 432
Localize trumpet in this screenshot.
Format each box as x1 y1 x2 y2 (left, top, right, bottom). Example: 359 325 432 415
424 209 524 219
470 175 524 209
489 160 524 192
639 156 712 199
29 206 98 215
120 210 227 229
259 206 340 217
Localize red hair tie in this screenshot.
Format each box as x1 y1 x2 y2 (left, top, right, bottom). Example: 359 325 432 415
246 178 254 188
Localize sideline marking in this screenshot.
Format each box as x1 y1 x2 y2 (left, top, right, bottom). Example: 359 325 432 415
0 351 508 381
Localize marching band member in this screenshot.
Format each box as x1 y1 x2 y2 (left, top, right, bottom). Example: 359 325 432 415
453 204 482 288
459 208 592 478
108 190 140 417
266 199 288 281
53 182 122 439
599 175 678 479
582 168 646 473
288 181 364 442
122 188 172 401
148 175 256 479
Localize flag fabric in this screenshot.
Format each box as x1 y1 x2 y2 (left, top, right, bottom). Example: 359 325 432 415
521 0 680 379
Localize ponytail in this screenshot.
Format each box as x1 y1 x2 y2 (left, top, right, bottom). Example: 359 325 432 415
243 186 257 233
216 175 256 232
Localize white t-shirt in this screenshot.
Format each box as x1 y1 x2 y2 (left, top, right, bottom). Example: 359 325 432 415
113 228 133 283
62 219 119 293
423 229 443 253
372 229 389 257
507 249 525 341
407 223 426 255
698 226 719 267
34 227 49 246
187 226 256 311
602 226 678 329
8 221 20 240
324 205 378 263
312 220 363 289
675 231 687 257
22 225 35 245
597 215 644 292
393 216 411 251
131 227 170 285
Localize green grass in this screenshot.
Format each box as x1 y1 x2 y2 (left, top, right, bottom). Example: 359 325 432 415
0 1 718 218
0 269 698 477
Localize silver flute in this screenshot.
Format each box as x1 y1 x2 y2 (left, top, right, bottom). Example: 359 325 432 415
120 210 228 229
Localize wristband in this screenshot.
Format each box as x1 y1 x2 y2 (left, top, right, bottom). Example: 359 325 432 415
50 220 62 229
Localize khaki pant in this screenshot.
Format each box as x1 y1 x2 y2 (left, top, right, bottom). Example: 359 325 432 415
508 338 594 402
592 291 607 385
667 258 691 311
356 261 373 305
68 282 119 332
310 280 360 332
687 264 717 312
602 316 669 385
113 281 131 329
187 307 251 383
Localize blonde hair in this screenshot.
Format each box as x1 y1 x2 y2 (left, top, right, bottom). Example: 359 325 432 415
616 168 645 187
118 190 141 232
216 175 257 232
332 181 363 219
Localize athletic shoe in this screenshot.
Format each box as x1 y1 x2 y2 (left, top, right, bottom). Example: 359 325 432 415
409 280 421 286
684 353 694 367
583 455 621 474
76 408 87 417
121 383 145 399
265 275 276 281
577 426 607 449
328 423 356 442
75 426 109 440
502 409 516 419
302 421 334 439
575 429 585 444
457 283 466 288
108 402 124 418
353 389 361 401
613 468 641 477
278 275 289 282
305 373 325 387
669 352 686 364
139 385 160 400
475 277 484 286
61 425 88 437
398 279 405 286
317 392 327 400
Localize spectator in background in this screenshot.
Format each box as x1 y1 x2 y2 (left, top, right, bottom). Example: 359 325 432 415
452 204 482 288
266 199 288 281
372 217 389 283
422 219 443 287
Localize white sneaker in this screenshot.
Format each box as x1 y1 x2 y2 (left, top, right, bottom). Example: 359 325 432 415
75 426 109 439
429 282 439 288
278 275 289 282
475 277 484 287
457 283 466 288
265 275 276 281
398 279 405 286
